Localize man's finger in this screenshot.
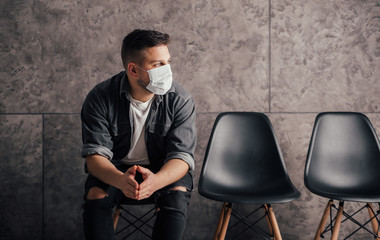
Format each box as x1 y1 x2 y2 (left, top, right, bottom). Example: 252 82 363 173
123 187 139 199
126 165 137 175
136 165 151 179
127 178 139 190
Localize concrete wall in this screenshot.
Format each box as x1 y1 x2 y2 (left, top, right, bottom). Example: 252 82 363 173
1 0 379 239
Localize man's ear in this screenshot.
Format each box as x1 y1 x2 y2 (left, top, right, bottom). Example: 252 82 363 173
127 62 138 77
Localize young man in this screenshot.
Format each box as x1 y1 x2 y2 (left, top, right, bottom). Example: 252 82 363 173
81 29 196 239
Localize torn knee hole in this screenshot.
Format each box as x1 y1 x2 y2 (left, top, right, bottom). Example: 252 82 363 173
169 186 187 192
87 187 108 200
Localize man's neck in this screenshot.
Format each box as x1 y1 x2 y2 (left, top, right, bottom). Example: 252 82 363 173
130 91 154 102
128 81 154 102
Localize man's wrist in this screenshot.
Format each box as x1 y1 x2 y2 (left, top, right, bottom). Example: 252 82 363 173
113 170 126 190
153 171 167 190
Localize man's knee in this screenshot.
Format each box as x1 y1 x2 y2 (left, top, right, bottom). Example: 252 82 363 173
87 187 109 200
157 186 191 212
169 186 187 192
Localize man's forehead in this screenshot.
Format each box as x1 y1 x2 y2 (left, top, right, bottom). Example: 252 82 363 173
141 45 171 61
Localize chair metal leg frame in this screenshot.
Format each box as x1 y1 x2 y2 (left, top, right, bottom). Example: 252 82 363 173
213 202 283 240
230 208 270 239
117 211 154 239
113 205 156 239
325 203 372 235
314 200 380 240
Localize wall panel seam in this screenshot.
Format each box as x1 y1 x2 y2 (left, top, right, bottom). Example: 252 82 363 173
0 113 80 115
42 113 45 240
196 112 380 115
268 0 272 113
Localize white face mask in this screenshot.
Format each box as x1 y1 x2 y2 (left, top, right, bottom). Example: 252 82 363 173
136 64 173 95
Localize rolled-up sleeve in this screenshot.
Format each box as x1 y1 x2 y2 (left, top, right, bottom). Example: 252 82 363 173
165 96 197 170
81 88 113 160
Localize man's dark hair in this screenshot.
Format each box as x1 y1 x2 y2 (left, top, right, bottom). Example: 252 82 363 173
121 29 170 68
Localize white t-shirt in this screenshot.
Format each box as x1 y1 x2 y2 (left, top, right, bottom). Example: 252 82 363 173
120 95 154 165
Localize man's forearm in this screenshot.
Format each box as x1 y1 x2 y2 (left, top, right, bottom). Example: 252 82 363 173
155 159 189 190
86 155 190 200
136 158 190 200
86 154 124 189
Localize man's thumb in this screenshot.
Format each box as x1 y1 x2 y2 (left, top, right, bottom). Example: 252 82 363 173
127 165 137 175
136 165 149 179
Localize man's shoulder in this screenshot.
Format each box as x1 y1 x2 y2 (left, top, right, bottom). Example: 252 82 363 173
163 82 194 113
84 71 126 108
169 82 191 101
91 71 125 94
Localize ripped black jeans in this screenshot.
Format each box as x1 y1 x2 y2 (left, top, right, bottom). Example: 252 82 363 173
82 165 193 240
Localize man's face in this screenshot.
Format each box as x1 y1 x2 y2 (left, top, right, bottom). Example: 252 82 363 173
135 45 172 87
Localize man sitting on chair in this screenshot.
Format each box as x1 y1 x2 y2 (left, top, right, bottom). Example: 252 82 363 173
81 29 196 240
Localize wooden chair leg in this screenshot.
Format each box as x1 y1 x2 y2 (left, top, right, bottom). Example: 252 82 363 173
219 204 232 240
214 203 227 240
264 205 274 238
214 202 232 240
314 199 333 240
331 201 344 240
265 204 282 240
113 206 121 230
367 203 380 240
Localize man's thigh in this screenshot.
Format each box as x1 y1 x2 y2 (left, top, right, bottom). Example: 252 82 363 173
84 174 125 207
154 171 193 210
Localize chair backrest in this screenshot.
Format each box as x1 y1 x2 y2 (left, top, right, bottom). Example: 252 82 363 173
198 112 297 203
305 112 380 201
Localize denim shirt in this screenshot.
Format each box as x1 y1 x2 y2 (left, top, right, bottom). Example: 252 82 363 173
81 71 197 170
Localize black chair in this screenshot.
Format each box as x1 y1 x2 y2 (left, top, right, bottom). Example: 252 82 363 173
304 112 380 240
113 198 157 239
198 112 300 240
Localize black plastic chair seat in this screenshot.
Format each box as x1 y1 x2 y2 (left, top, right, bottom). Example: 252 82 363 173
306 185 380 203
200 172 299 204
199 112 300 204
305 112 380 202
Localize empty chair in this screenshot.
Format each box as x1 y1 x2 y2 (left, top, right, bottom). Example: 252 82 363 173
304 112 380 240
198 112 300 240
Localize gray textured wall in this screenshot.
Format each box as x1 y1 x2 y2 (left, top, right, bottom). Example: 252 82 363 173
1 0 379 239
